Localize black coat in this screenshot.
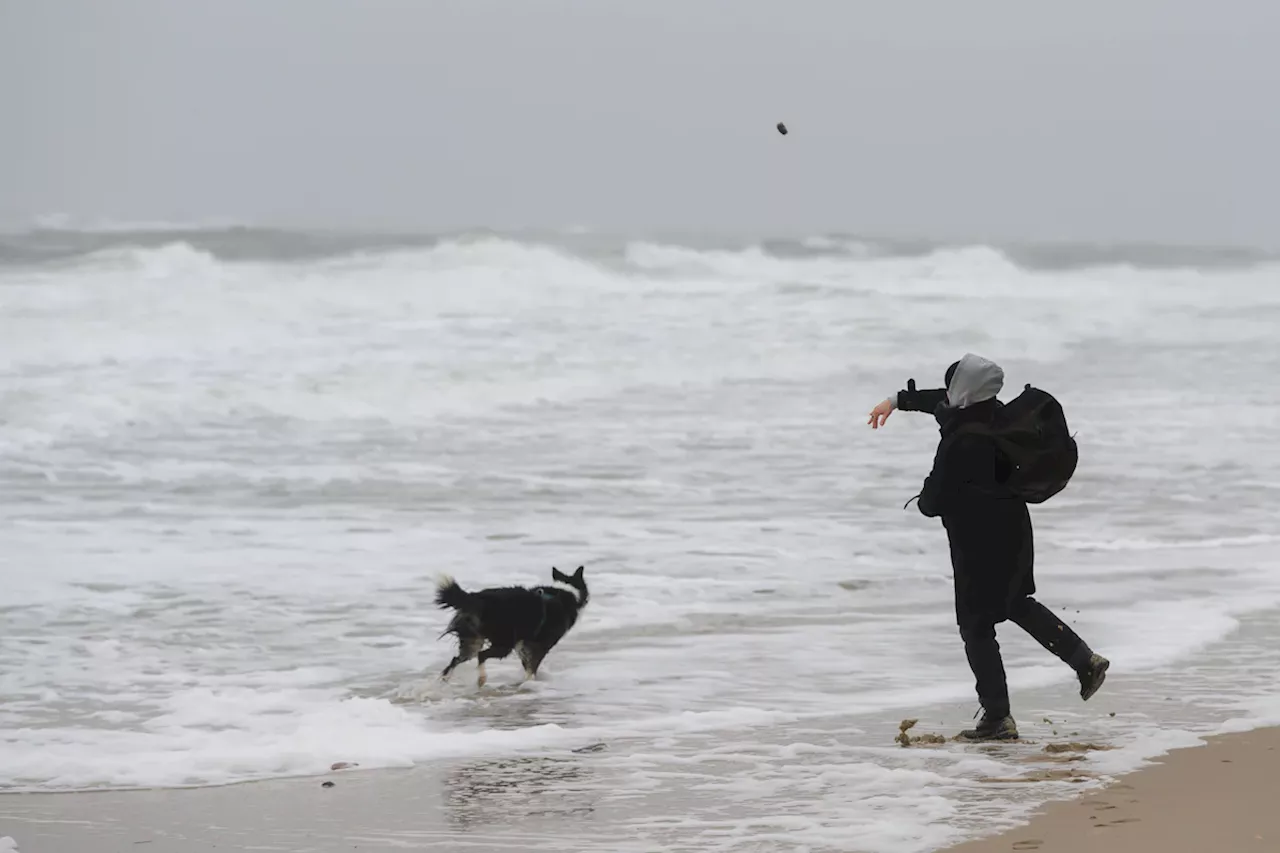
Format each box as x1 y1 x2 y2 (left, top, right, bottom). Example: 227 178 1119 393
915 398 1035 630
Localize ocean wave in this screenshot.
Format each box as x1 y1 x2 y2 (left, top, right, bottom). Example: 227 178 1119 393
2 223 1276 273
4 209 1280 827
1061 532 1280 552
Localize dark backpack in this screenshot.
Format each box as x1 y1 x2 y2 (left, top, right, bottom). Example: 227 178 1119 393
955 384 1078 504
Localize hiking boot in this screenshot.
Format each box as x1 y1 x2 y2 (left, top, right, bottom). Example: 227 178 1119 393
958 712 1019 742
1077 654 1110 701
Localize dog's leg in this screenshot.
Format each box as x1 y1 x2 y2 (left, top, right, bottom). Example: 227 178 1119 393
476 645 513 687
441 636 483 682
518 643 548 681
441 656 464 681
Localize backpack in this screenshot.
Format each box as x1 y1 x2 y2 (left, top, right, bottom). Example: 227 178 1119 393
955 384 1078 504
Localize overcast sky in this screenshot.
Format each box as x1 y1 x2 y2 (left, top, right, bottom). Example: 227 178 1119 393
3 1 1278 245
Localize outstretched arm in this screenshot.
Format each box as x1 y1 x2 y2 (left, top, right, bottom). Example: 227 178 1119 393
895 382 948 414
868 380 948 428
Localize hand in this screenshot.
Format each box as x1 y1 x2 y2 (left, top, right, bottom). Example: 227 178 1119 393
867 398 895 429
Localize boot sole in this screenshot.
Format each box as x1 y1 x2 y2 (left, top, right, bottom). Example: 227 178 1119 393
1080 658 1110 702
957 728 1020 742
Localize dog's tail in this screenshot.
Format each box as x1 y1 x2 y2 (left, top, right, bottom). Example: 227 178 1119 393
434 574 474 612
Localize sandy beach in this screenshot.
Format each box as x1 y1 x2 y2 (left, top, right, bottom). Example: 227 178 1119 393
0 722 1275 852
945 726 1280 853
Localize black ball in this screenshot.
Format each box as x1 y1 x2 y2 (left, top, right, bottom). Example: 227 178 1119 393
776 122 788 135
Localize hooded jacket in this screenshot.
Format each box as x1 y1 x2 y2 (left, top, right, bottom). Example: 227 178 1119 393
914 354 1035 627
916 353 1010 517
943 353 1005 410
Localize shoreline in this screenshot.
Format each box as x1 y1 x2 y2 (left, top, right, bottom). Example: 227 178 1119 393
6 603 1280 853
943 725 1280 852
2 720 1277 853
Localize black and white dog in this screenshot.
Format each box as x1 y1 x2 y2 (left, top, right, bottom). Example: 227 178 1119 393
434 566 589 687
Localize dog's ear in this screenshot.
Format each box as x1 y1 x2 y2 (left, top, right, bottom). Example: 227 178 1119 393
551 566 568 583
572 566 585 581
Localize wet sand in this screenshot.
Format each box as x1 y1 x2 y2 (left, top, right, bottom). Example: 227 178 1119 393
945 726 1280 853
0 753 627 853
2 725 1277 852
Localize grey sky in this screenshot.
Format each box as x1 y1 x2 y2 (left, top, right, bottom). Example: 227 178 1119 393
3 1 1278 245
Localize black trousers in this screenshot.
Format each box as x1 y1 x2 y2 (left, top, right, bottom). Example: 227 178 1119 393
959 596 1092 718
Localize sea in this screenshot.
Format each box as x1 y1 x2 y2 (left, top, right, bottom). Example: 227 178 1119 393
2 224 1280 852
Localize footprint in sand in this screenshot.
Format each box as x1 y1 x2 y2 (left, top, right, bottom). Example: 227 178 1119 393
1097 817 1142 828
1012 841 1043 850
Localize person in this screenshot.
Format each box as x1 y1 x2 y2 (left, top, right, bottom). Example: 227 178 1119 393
868 353 1109 740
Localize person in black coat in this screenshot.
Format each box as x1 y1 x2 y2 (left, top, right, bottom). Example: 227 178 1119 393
868 353 1110 740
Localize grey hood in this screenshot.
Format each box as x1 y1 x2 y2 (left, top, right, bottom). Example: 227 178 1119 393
946 353 1005 409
